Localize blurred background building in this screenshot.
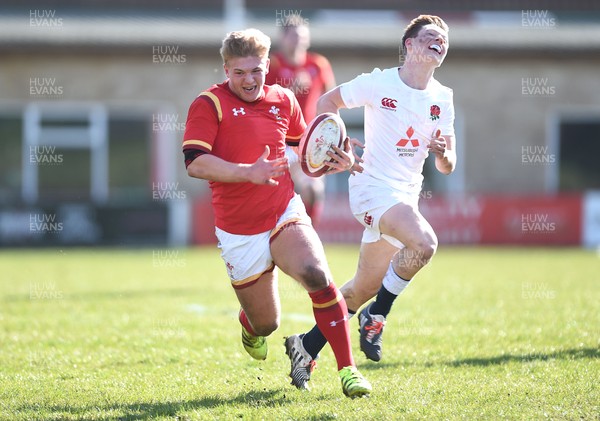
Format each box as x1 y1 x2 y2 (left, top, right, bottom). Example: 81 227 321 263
1 0 599 247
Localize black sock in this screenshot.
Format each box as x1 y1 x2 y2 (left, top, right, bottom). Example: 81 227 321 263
368 285 397 317
302 309 356 359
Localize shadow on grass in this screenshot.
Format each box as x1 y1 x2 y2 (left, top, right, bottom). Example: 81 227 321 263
448 347 599 367
27 388 289 420
358 347 599 370
358 360 405 371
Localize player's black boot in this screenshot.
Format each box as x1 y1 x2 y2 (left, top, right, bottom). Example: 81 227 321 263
358 302 386 362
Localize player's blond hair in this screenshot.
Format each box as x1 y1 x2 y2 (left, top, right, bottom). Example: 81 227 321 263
400 15 449 61
220 28 271 64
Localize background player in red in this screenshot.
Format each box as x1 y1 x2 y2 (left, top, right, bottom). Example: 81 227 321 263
182 28 370 398
266 22 336 228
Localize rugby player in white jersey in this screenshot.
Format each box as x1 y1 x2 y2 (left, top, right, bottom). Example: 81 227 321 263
284 15 457 389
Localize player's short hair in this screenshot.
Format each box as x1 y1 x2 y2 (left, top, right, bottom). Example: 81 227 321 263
400 15 449 61
220 28 271 64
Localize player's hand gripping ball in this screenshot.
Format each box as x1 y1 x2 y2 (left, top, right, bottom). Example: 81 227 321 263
299 112 347 177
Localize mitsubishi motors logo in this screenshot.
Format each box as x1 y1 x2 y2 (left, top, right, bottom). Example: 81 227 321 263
396 126 419 157
397 126 419 147
380 97 397 111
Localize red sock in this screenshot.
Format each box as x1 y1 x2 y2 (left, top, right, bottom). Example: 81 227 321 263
308 283 354 370
239 309 256 336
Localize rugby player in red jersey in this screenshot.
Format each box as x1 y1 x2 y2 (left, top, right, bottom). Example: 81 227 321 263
182 28 370 398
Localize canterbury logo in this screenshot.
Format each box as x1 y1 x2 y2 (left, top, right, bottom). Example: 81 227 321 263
364 212 373 227
232 107 246 116
381 97 397 109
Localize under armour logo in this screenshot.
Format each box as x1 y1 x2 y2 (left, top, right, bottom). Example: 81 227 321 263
329 315 348 327
364 212 373 227
232 107 245 116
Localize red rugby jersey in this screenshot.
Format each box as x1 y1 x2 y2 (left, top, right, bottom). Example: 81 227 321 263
266 52 335 122
183 82 306 234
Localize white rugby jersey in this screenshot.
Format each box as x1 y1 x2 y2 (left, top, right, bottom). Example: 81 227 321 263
340 67 455 193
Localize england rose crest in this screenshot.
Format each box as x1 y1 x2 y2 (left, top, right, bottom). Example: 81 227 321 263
430 105 440 121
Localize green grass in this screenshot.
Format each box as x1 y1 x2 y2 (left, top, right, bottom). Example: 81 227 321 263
0 246 598 420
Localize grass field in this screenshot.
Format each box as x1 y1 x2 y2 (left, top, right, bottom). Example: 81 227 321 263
0 246 598 420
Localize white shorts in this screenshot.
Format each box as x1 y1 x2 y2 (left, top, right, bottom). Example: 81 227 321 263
348 179 420 249
215 193 310 289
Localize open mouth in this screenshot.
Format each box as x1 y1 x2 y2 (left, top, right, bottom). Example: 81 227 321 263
429 44 442 55
243 86 257 93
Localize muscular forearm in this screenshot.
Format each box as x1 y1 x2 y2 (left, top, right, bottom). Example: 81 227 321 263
187 147 288 186
187 154 252 183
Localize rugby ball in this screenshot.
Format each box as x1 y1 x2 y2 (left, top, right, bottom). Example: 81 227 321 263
299 112 347 177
